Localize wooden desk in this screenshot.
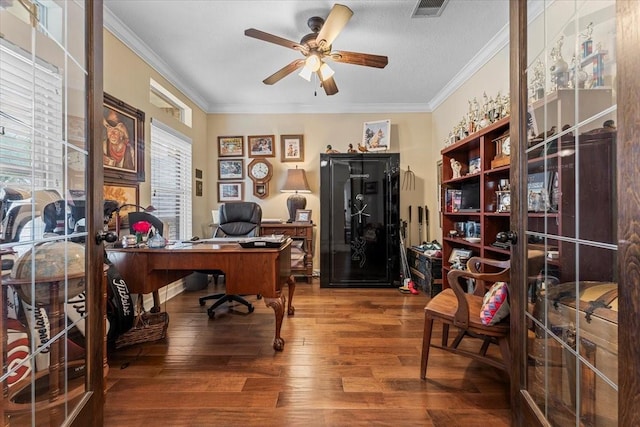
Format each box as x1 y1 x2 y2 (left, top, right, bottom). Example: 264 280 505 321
106 241 295 351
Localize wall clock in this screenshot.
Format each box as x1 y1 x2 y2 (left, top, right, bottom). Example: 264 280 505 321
247 158 273 198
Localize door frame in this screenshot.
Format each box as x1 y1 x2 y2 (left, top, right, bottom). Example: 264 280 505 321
508 0 640 425
67 0 105 424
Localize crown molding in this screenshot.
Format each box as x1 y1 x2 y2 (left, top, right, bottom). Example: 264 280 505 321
429 0 545 111
103 6 210 112
208 102 432 114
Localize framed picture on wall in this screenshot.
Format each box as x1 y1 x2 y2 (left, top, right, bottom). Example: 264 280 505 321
103 182 139 230
281 134 304 162
218 159 244 180
362 119 391 152
248 135 275 157
103 93 145 183
218 136 244 157
218 182 243 202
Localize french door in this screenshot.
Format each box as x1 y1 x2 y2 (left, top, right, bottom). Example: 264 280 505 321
0 0 104 425
509 0 640 425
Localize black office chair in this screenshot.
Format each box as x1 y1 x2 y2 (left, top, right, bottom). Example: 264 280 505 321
198 202 262 318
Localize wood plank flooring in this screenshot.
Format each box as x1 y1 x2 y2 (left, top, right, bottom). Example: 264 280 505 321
104 279 510 426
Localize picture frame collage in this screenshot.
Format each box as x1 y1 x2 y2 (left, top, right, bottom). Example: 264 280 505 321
216 134 304 202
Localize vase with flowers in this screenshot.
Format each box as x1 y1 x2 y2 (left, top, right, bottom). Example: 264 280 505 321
131 220 152 244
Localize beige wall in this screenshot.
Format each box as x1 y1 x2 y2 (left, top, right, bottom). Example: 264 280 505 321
208 113 432 267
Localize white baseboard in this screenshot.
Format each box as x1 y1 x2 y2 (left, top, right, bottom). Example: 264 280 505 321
140 280 186 309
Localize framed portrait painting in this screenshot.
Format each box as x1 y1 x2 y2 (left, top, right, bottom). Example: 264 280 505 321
281 134 304 162
248 135 275 157
218 136 244 157
218 182 243 202
103 93 145 183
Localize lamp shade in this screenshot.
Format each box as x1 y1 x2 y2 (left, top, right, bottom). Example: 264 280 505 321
281 167 311 222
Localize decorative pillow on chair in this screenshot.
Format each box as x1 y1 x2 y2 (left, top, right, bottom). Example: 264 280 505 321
480 282 510 326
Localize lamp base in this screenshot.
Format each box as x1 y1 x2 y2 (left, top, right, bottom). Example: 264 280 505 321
286 194 307 222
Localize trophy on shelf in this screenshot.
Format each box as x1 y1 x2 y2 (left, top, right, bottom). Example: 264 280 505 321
581 22 594 58
550 36 569 90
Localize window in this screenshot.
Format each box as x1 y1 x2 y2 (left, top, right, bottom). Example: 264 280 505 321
150 119 192 240
149 78 192 127
0 39 63 189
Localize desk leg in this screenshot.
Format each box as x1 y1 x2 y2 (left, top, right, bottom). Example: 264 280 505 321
151 291 161 313
264 295 286 351
287 275 295 316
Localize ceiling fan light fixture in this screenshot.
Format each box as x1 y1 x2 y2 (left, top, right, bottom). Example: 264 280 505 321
319 62 334 81
298 66 313 81
305 54 321 72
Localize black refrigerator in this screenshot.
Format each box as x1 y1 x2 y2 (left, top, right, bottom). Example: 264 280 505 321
320 153 400 288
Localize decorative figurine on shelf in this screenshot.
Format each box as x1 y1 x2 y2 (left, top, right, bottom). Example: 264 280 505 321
357 142 368 152
347 143 357 153
326 144 340 153
450 158 462 179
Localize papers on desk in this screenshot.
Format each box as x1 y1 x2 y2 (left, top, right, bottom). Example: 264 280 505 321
238 235 291 248
261 218 283 224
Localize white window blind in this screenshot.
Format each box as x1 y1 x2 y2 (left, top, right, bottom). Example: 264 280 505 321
150 119 192 240
0 39 63 189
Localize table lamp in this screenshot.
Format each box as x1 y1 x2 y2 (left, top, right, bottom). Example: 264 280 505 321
281 166 311 222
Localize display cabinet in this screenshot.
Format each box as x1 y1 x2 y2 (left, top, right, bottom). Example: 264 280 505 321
440 117 511 284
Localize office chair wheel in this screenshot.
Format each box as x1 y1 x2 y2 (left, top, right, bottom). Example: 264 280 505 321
248 305 255 313
207 308 216 319
257 294 262 300
199 298 206 306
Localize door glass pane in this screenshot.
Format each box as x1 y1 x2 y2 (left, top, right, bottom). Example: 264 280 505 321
524 1 617 425
1 1 89 424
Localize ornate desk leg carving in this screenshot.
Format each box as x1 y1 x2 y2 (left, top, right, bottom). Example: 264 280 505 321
287 275 295 316
264 295 286 351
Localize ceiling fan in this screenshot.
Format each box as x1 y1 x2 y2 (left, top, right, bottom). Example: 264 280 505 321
244 3 388 96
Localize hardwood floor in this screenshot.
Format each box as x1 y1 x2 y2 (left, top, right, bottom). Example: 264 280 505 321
104 279 511 426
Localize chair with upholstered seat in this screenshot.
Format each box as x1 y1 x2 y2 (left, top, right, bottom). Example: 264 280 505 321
198 202 262 318
420 257 511 379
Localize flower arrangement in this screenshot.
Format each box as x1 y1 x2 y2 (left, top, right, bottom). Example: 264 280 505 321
132 220 152 243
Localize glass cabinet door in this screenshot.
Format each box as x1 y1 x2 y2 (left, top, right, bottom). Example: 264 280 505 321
521 1 618 425
1 0 102 425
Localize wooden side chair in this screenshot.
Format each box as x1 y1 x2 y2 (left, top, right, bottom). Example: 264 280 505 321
420 257 511 379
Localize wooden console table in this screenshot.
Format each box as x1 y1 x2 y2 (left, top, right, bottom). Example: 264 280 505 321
106 240 295 351
260 222 314 283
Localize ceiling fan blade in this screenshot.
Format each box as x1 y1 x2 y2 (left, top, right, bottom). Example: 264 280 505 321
263 59 305 85
316 4 353 49
245 28 306 52
320 75 339 96
330 50 388 68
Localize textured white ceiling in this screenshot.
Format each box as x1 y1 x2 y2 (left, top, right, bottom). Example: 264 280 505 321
103 0 509 114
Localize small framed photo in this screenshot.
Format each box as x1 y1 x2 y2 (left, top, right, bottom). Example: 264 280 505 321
218 182 243 202
362 119 391 152
448 248 473 264
281 134 304 162
248 135 275 157
195 180 203 197
294 209 312 224
218 159 244 180
218 136 244 157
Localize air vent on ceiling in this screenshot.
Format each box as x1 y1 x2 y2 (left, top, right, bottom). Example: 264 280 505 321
411 0 450 18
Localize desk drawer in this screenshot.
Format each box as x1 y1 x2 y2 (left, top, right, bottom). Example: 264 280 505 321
262 227 308 237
